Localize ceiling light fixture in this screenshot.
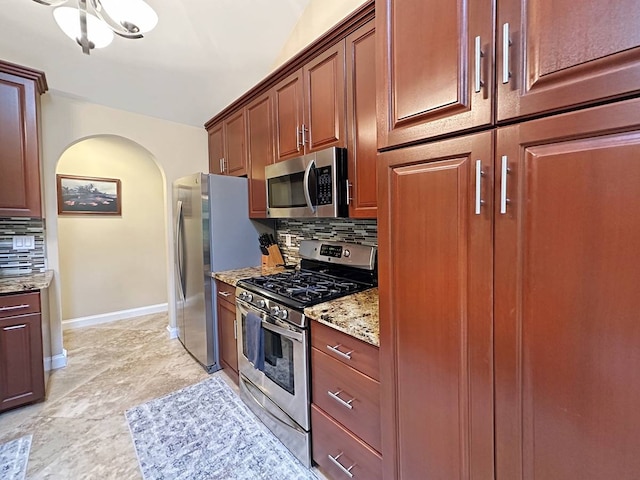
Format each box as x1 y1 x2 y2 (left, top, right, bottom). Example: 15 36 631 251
33 0 158 55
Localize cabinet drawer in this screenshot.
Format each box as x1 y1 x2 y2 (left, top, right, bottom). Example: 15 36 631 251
312 347 381 452
215 280 235 304
312 404 382 480
311 320 379 381
0 292 40 318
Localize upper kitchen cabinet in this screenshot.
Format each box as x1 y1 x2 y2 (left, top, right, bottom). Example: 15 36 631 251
346 20 377 218
246 91 275 218
274 42 346 162
376 0 494 150
0 61 47 218
207 111 247 176
496 0 640 122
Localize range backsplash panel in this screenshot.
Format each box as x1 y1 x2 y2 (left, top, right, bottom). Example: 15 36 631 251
276 218 377 264
0 218 46 276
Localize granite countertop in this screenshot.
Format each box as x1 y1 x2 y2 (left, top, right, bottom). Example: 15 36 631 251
212 265 285 287
0 270 54 295
304 288 379 347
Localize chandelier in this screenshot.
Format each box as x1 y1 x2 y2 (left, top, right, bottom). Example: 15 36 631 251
33 0 158 55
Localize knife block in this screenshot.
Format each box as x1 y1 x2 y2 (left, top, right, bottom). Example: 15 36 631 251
262 244 285 267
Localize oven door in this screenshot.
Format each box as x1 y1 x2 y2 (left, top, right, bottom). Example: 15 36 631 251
236 299 310 431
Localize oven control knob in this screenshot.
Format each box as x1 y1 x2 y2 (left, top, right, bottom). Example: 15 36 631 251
344 249 351 258
270 306 280 316
277 309 289 320
239 292 246 301
245 293 253 302
257 299 266 308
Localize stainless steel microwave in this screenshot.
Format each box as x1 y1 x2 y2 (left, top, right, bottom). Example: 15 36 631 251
265 147 348 218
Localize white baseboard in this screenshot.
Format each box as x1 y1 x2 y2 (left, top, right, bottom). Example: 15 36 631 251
62 303 169 330
166 325 178 339
47 349 68 370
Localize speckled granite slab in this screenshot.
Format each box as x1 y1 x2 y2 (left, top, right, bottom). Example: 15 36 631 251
126 376 316 480
0 271 53 295
305 288 379 346
0 435 32 480
212 265 285 287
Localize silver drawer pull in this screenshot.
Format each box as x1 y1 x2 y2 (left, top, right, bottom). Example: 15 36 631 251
4 324 26 331
218 291 232 297
328 452 355 478
0 304 30 312
326 344 353 360
328 389 354 410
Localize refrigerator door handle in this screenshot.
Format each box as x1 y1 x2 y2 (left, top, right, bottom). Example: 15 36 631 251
175 200 186 299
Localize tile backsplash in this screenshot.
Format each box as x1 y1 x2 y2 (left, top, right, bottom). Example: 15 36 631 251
0 218 46 276
276 218 377 264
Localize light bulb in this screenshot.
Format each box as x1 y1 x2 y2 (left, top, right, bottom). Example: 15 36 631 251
99 0 158 33
53 6 114 49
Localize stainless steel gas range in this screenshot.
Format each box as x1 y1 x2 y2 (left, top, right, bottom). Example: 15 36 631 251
235 240 377 467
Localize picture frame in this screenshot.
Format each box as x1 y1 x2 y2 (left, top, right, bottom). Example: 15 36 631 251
57 174 122 215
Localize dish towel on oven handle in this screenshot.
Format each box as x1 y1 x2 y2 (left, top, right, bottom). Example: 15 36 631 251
245 311 265 371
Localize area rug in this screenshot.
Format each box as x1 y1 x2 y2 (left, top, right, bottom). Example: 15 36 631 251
0 435 32 480
125 376 317 480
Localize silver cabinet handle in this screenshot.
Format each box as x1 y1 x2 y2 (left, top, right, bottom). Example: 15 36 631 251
0 304 30 312
502 23 511 84
328 452 355 478
474 36 484 93
346 180 352 206
3 324 26 331
301 124 308 145
296 125 301 151
500 155 511 214
475 160 485 215
218 291 231 297
233 319 237 340
327 344 353 360
328 389 354 410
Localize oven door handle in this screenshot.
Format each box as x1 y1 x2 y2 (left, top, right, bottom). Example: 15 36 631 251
303 159 316 214
261 319 304 343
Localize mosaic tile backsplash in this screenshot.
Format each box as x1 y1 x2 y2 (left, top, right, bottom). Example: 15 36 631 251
0 218 46 276
276 218 377 264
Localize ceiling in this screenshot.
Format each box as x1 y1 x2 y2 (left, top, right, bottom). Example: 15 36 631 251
0 0 311 127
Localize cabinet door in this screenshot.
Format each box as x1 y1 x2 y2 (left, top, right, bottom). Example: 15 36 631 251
376 0 494 149
208 122 224 175
217 297 238 382
223 110 247 176
274 70 304 162
497 0 640 122
495 98 640 480
246 92 275 218
0 313 45 411
346 20 377 218
378 131 494 479
0 71 41 217
304 42 346 152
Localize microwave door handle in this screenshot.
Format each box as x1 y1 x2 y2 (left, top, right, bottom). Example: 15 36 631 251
303 160 317 214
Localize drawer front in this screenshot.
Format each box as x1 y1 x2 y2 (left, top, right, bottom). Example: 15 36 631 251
215 280 235 304
311 320 379 381
0 292 40 318
312 404 382 480
312 347 381 452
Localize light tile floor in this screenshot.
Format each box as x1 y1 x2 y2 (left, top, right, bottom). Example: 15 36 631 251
0 313 229 479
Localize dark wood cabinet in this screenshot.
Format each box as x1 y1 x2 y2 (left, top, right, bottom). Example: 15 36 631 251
207 113 247 177
274 42 346 162
378 131 494 480
215 280 238 383
346 20 377 218
496 0 640 122
246 92 275 218
0 292 45 412
375 0 493 149
0 61 47 218
494 98 640 480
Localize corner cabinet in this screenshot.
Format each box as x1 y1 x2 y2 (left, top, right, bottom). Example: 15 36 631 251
0 61 48 218
0 292 45 412
274 42 346 162
215 280 238 383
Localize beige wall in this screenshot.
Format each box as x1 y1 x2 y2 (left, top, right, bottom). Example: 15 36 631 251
57 137 167 320
272 0 369 69
41 92 208 360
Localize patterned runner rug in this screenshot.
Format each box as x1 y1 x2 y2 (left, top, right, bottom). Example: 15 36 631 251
125 376 316 480
0 435 32 480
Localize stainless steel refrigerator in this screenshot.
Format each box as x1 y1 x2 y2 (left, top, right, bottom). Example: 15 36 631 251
173 173 262 372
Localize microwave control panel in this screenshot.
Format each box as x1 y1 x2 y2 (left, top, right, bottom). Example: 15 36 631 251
316 166 333 205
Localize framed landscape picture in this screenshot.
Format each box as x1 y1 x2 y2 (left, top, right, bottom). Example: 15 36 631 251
57 175 122 215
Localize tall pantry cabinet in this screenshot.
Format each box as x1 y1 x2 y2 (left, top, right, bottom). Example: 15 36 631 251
376 0 640 479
